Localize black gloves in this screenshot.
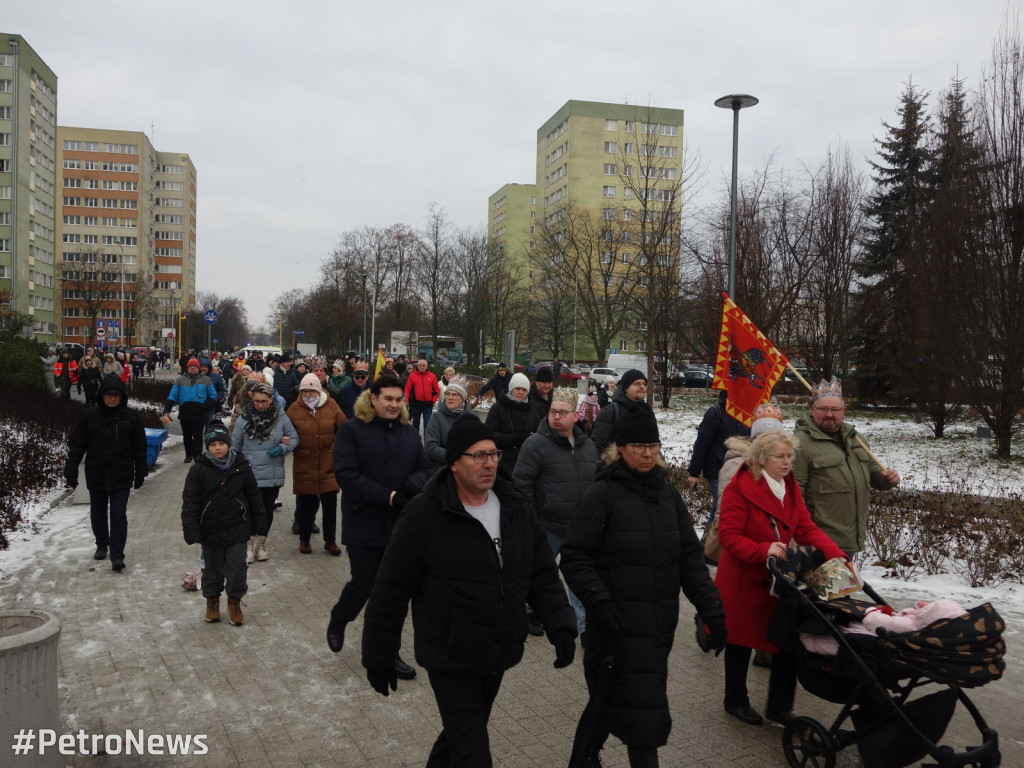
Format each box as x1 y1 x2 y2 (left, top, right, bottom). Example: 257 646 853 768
367 667 397 696
588 601 622 638
64 472 78 489
391 493 409 511
133 473 146 490
552 629 576 668
706 620 728 657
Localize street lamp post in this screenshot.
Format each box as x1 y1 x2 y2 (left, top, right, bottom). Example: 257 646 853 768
714 94 759 298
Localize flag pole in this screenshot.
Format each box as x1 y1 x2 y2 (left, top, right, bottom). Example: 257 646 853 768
787 362 888 471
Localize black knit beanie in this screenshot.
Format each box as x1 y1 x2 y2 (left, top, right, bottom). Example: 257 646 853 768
618 368 647 390
445 413 495 466
614 406 659 445
535 366 555 383
204 419 231 448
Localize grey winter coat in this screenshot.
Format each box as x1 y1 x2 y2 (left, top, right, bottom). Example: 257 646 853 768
424 398 467 468
230 407 299 488
513 421 597 537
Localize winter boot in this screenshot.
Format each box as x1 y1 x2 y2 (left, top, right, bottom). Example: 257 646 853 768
246 536 256 563
205 597 221 623
227 596 244 625
254 536 269 561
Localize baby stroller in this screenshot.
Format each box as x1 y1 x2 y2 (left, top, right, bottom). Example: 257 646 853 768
766 552 1003 768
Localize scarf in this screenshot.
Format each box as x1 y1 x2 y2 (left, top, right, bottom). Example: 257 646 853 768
242 399 279 442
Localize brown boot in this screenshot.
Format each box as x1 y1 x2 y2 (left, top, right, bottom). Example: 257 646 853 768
205 597 220 623
227 596 244 626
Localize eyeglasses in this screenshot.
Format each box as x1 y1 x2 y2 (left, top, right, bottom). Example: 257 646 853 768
353 374 368 379
549 408 573 418
813 406 845 414
463 450 503 464
627 442 661 455
767 453 794 462
251 398 271 406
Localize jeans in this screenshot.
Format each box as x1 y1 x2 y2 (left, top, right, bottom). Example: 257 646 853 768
546 530 587 634
89 487 130 558
200 541 248 599
330 545 385 625
426 670 504 768
701 478 720 539
296 491 338 543
410 403 433 434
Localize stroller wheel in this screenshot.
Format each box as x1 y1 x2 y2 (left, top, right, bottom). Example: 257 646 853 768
782 716 836 768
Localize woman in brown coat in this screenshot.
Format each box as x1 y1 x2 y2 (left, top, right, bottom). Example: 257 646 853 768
286 374 347 554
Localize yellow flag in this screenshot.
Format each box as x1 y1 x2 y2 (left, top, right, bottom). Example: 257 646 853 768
373 349 387 381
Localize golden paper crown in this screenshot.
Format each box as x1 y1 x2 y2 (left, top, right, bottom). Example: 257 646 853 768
811 377 843 402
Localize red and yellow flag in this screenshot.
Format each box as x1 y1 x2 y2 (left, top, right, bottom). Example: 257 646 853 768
711 293 789 427
373 348 388 381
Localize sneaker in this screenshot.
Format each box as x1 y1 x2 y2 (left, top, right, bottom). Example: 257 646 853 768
527 613 544 637
395 655 417 680
324 542 341 556
273 500 282 509
299 540 312 554
111 557 126 572
93 546 108 561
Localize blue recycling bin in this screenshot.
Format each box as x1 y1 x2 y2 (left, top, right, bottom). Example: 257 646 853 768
144 428 168 468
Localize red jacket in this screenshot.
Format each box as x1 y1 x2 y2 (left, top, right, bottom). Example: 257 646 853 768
714 464 845 651
404 368 439 406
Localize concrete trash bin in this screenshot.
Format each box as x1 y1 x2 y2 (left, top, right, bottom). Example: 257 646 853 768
1 610 62 767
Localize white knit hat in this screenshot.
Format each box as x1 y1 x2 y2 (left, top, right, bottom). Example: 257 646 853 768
508 372 530 392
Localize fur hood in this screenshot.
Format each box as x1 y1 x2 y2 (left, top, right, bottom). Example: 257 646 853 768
354 388 411 425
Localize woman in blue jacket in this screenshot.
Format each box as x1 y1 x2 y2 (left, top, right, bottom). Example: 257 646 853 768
230 380 299 562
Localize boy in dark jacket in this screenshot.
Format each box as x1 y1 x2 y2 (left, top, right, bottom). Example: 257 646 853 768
64 375 147 571
181 420 267 625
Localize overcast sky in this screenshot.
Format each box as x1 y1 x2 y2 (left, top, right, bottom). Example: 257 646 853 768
7 1 1017 334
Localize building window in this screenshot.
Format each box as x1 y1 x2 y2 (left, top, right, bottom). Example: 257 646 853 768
0 239 10 252
605 119 618 130
0 185 11 199
602 208 616 220
0 159 9 173
603 163 616 175
619 340 629 351
621 252 631 264
602 186 615 198
0 133 11 147
601 251 613 264
604 141 617 153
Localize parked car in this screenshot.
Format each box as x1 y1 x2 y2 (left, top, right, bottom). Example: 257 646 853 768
535 365 584 384
588 367 622 385
681 369 713 388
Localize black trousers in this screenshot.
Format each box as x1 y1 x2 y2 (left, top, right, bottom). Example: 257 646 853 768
296 491 338 543
723 644 797 711
425 670 504 768
330 545 384 625
257 486 279 534
180 418 205 459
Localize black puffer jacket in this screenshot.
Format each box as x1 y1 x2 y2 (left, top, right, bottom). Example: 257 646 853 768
64 375 147 491
361 472 576 676
484 393 534 475
589 386 654 457
560 459 725 749
333 389 432 548
512 421 598 537
181 451 267 546
687 394 750 481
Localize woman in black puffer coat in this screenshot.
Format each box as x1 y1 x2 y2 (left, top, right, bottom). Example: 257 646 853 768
561 408 727 767
485 373 534 477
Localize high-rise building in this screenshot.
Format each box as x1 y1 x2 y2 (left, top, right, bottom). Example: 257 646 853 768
489 100 685 362
0 34 59 342
487 182 536 278
56 127 196 348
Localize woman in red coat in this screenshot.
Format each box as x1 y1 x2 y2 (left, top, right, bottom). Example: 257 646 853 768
285 374 346 555
715 431 846 727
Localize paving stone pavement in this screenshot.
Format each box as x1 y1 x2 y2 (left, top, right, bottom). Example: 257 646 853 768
3 401 1022 767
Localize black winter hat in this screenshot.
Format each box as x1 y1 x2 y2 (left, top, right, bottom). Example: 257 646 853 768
204 419 231 447
445 413 495 466
535 366 555 383
618 368 647 390
614 405 659 446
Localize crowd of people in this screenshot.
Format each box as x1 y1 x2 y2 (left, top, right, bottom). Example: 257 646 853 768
61 346 901 767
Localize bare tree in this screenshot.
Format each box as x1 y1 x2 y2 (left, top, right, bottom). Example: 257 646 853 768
58 248 123 347
417 203 457 361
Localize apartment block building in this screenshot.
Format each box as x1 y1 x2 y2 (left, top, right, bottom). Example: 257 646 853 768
489 100 685 362
0 34 59 343
56 127 196 348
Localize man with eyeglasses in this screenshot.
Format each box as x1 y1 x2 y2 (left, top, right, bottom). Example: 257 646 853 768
361 413 576 766
327 375 432 683
514 388 597 637
590 368 652 457
793 377 900 554
339 361 371 420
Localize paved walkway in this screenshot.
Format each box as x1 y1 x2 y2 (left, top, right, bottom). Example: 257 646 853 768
2 385 1022 766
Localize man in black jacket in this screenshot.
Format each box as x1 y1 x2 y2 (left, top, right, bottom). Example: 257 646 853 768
590 369 651 457
327 375 432 681
362 413 576 766
273 354 300 408
64 375 148 571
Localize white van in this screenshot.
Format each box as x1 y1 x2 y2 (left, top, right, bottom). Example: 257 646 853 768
605 354 648 376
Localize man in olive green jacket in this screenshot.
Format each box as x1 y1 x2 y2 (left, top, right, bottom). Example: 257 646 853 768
792 381 900 554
